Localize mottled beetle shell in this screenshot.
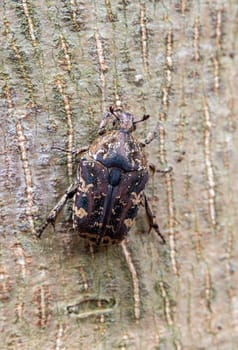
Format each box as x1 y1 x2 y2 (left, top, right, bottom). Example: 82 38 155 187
73 130 148 245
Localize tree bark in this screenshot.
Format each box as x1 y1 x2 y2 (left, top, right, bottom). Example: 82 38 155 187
0 1 237 349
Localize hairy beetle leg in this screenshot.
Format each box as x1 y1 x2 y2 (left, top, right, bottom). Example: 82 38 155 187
37 182 78 238
144 194 166 244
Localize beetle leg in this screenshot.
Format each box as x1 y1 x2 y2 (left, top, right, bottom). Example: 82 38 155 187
144 130 158 145
143 194 166 244
37 182 78 238
73 146 89 156
149 163 173 174
98 111 113 135
139 130 158 148
51 146 89 156
140 121 168 147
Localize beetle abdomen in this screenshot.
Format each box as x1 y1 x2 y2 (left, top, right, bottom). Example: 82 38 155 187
73 158 148 244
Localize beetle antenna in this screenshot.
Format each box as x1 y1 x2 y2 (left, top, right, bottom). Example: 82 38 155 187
109 106 120 121
134 114 150 124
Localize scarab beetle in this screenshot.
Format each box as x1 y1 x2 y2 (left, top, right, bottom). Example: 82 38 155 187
37 107 165 245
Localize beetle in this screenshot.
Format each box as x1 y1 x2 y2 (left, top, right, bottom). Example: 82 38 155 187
37 107 165 245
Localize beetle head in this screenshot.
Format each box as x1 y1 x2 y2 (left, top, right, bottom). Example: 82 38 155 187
110 107 151 132
112 110 135 132
98 107 150 135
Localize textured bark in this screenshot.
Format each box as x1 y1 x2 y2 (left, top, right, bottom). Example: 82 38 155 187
0 1 237 349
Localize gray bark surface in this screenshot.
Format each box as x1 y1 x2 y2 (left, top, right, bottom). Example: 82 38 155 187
0 1 237 349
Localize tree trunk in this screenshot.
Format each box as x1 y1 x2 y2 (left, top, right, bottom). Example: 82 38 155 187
0 1 237 349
